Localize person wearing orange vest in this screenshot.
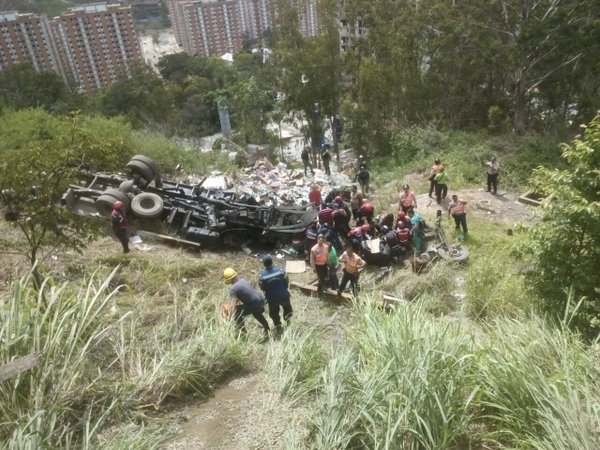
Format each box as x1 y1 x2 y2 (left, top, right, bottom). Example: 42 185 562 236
310 234 330 293
448 194 468 234
337 243 366 297
399 184 417 214
428 159 443 198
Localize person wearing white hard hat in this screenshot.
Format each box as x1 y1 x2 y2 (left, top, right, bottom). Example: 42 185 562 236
223 267 270 339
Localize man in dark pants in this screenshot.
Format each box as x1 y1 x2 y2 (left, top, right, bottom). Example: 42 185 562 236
258 255 293 333
111 200 130 254
224 267 270 340
355 165 370 195
301 146 314 176
337 243 366 297
321 144 332 175
448 195 468 234
310 234 330 293
485 157 500 194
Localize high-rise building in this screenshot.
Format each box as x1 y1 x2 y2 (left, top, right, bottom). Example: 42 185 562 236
168 0 245 56
0 3 142 93
0 11 64 77
51 3 141 92
168 0 318 57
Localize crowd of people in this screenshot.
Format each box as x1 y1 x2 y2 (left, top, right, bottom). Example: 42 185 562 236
214 153 500 339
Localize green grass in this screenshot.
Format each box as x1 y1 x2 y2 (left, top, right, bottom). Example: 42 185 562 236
266 301 600 449
0 268 254 448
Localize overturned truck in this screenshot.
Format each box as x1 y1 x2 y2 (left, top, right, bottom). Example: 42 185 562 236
62 155 317 249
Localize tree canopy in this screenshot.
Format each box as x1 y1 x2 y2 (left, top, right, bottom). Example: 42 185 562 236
517 114 600 335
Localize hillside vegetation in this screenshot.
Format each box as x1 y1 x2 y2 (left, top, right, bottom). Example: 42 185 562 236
1 111 599 448
1 0 599 446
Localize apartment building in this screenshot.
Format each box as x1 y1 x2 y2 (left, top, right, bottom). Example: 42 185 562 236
51 3 141 92
169 0 244 56
168 0 317 57
0 11 64 77
0 3 142 93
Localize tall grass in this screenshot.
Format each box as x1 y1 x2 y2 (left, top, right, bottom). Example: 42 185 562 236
267 299 600 449
0 268 252 448
0 268 128 448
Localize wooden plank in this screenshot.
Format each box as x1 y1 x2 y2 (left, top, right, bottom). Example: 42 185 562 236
136 230 202 250
290 281 353 300
0 353 43 383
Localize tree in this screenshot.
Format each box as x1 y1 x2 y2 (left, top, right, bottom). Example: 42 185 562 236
0 64 77 112
97 64 175 129
517 114 600 335
0 110 135 285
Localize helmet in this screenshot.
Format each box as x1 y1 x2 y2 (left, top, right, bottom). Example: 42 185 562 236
382 225 389 232
360 224 370 233
262 255 273 266
223 268 237 284
113 200 124 209
403 184 410 190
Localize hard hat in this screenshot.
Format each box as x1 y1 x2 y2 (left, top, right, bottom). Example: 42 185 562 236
223 268 237 284
382 225 389 232
113 200 124 209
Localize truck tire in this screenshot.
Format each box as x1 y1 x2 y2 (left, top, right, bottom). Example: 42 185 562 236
95 189 130 216
126 160 155 184
131 193 164 218
119 179 136 194
130 155 157 173
437 245 469 263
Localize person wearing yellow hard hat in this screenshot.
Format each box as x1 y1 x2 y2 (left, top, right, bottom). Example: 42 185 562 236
223 267 270 340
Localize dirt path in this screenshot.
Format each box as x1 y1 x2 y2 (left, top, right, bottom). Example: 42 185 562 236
164 373 289 450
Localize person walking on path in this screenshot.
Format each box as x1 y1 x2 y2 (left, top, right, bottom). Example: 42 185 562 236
321 144 332 175
409 210 424 255
399 184 417 214
433 167 449 204
354 165 370 195
337 244 366 297
111 200 130 254
223 268 270 339
428 159 443 198
448 195 468 235
258 255 293 333
485 156 500 194
310 234 330 293
301 146 315 176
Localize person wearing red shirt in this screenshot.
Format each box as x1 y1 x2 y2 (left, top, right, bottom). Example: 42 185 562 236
308 184 322 209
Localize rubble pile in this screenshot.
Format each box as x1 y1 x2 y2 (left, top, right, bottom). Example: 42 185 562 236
202 157 355 207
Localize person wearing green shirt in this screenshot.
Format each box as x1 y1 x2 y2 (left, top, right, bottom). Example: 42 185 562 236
433 168 449 204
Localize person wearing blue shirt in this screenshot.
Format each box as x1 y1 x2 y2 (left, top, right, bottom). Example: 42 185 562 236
258 255 293 332
223 267 270 340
